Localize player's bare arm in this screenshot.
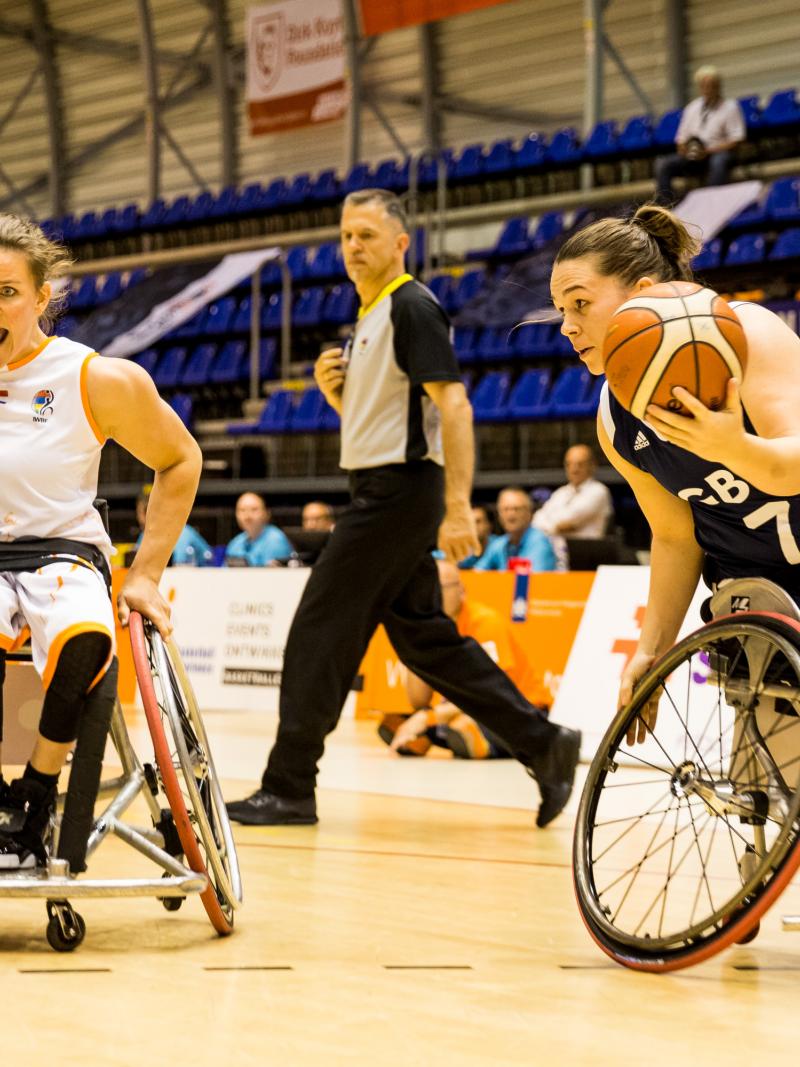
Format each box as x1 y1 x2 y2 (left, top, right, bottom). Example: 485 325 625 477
87 357 202 636
423 379 480 563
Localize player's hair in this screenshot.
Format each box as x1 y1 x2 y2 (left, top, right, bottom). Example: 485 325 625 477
342 188 408 231
0 213 73 330
555 204 701 286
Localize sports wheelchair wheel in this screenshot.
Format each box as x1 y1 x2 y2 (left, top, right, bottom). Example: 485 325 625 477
129 612 242 935
574 612 800 972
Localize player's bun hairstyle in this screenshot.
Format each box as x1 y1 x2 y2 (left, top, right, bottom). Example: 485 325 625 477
0 213 74 331
555 204 702 287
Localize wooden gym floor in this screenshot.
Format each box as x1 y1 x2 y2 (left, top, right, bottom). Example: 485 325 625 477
1 712 799 1067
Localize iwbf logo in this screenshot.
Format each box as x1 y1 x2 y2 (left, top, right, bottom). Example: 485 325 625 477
252 12 283 93
31 388 55 422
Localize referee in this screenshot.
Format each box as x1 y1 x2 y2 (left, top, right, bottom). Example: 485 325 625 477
226 189 581 829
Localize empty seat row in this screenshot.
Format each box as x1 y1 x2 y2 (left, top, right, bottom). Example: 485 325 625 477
454 323 572 362
227 387 339 435
132 338 277 390
725 176 800 231
66 267 147 311
692 226 800 270
471 367 603 421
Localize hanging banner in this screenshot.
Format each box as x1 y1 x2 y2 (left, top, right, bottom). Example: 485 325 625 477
358 0 512 37
101 248 279 358
246 0 347 137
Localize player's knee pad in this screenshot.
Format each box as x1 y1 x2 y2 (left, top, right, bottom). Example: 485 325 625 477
39 631 112 744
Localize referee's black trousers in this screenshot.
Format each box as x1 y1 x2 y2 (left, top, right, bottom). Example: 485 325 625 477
262 461 556 799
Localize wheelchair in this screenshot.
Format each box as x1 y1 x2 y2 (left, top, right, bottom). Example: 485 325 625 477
573 577 800 972
0 607 242 952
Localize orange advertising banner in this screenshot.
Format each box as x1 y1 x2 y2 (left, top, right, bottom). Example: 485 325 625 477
359 0 512 35
356 570 595 718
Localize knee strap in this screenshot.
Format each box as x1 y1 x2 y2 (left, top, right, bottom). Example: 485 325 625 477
57 657 118 875
40 631 112 745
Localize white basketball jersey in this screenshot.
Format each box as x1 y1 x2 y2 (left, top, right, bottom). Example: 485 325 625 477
0 335 112 556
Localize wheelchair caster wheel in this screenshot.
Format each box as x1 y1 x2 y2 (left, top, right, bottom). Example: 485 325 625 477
158 872 185 911
45 901 86 952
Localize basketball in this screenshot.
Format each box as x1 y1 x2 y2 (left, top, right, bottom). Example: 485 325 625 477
602 281 748 420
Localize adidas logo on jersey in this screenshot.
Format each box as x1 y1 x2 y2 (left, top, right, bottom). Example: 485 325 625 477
634 430 650 451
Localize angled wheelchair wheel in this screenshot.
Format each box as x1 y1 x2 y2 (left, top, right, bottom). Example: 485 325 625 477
574 612 800 972
129 612 242 935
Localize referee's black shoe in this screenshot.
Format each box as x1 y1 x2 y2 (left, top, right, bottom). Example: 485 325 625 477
528 725 582 829
226 789 318 826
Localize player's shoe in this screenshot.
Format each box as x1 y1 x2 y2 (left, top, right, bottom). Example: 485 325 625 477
443 714 492 759
0 777 56 872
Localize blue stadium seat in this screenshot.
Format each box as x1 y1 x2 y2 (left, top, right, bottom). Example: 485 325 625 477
724 233 766 266
227 389 295 436
515 133 547 171
173 307 208 339
619 114 654 154
180 343 218 387
70 276 98 310
205 297 237 335
126 266 147 288
728 198 768 229
476 327 514 361
99 208 118 238
491 216 530 258
512 322 558 357
583 120 620 160
169 393 193 428
162 195 191 227
293 286 326 327
453 143 486 182
761 88 800 127
261 259 282 288
691 239 723 271
342 162 372 196
372 158 402 190
485 139 516 175
140 198 166 230
131 348 159 376
261 292 284 330
530 210 564 250
426 274 455 311
322 284 357 325
547 366 597 417
451 269 485 311
453 327 477 364
113 204 139 235
154 346 188 389
75 211 102 241
769 228 800 260
96 272 123 305
260 178 289 210
470 371 511 422
310 169 340 202
320 403 341 432
738 95 763 131
285 173 311 206
415 150 455 188
767 177 800 222
258 336 278 379
231 295 252 333
210 340 248 384
211 184 239 219
290 387 327 432
546 128 582 165
507 369 552 420
653 108 682 147
233 183 263 217
286 245 308 280
307 242 343 280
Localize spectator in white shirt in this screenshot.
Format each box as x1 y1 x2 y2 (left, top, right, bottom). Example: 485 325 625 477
533 445 613 568
655 66 746 203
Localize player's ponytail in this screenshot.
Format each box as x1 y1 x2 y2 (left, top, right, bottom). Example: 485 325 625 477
555 204 701 286
631 204 700 281
0 213 74 331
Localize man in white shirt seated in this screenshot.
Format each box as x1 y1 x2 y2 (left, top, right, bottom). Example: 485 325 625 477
533 445 613 568
655 66 746 203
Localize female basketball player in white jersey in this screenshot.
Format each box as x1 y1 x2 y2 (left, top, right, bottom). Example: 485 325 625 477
0 213 201 869
549 204 800 742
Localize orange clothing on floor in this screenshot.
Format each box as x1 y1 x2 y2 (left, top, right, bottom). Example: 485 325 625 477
454 600 551 709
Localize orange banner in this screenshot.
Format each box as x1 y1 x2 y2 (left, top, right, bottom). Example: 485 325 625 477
356 570 595 718
359 0 513 35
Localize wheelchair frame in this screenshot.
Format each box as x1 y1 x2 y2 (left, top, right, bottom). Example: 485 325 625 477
0 612 242 952
573 577 800 971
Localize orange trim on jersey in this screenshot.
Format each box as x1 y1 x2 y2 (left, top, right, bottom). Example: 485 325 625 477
41 622 113 691
0 633 15 652
6 335 57 372
11 627 31 652
80 353 106 445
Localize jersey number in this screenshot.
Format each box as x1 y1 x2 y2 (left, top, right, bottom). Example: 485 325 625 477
744 500 800 565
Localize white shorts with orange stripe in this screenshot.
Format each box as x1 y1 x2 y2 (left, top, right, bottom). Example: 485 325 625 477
0 562 115 690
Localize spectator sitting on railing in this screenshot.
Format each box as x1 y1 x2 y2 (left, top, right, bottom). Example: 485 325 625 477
474 487 556 571
302 500 335 532
380 560 551 758
135 484 213 567
655 66 746 204
224 492 293 566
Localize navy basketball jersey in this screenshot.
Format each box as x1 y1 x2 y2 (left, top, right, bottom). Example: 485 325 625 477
601 379 800 599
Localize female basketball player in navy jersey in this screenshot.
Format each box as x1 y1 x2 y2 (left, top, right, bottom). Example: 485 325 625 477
0 213 201 869
550 204 800 742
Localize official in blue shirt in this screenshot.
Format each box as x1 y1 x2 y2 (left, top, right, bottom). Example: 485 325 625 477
225 492 294 566
474 487 557 571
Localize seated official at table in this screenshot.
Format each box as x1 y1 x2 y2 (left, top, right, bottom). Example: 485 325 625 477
474 487 556 571
224 492 294 566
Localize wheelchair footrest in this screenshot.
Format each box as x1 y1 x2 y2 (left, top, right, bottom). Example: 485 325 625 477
0 871 207 899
